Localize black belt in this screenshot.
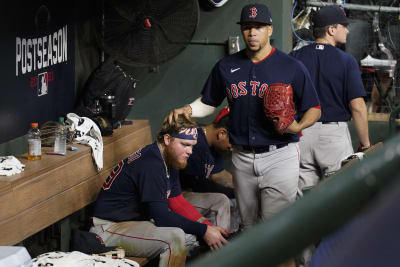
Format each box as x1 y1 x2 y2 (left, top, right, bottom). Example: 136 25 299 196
322 122 339 124
240 144 288 153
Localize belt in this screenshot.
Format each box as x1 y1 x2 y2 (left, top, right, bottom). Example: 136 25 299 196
322 121 339 124
239 144 288 153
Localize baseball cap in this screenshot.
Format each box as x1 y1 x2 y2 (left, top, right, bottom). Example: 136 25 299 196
237 3 272 25
312 5 350 27
213 106 230 124
70 230 117 254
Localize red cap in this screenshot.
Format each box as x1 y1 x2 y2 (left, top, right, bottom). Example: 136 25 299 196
213 106 230 124
144 18 152 28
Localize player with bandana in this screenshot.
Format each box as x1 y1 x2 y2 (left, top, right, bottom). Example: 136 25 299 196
90 115 230 267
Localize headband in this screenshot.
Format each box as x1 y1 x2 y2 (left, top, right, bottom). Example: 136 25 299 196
170 128 198 140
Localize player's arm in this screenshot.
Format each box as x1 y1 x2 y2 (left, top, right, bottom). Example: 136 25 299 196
210 170 233 189
286 61 321 134
285 106 321 134
167 97 217 124
168 194 229 249
349 97 371 148
168 193 213 225
147 201 208 236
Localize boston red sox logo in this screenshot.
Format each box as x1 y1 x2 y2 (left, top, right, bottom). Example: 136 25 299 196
249 7 257 18
180 128 198 140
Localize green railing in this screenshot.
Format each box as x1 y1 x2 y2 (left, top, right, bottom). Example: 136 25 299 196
389 105 400 137
189 134 400 267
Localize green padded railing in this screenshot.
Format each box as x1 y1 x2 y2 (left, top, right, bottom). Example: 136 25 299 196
389 105 400 137
189 134 400 267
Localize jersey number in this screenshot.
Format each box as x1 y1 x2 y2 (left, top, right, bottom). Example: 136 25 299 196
103 161 124 190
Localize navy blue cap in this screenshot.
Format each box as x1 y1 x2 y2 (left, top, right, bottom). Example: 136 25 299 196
237 3 272 25
312 5 350 27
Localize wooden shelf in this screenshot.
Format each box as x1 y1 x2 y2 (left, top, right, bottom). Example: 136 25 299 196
0 120 152 245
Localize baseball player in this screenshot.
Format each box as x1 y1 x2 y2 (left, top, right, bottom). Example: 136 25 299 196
168 2 321 241
89 115 230 267
179 107 242 233
290 5 371 192
180 107 233 198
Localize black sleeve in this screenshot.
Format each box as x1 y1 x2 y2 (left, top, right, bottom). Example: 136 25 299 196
147 201 207 236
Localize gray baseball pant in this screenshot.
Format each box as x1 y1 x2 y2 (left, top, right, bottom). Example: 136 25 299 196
90 192 230 267
232 142 300 230
299 122 354 192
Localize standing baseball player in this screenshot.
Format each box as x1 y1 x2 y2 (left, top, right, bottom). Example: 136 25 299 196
89 115 230 267
290 5 371 192
168 2 321 243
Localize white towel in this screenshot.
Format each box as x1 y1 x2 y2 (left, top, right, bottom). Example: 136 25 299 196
0 156 25 176
341 152 365 168
66 113 103 171
31 251 139 267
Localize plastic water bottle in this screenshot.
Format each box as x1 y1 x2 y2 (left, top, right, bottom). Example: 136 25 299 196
28 122 42 160
54 117 67 155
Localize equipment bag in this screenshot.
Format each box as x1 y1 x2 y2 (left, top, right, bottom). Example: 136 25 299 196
75 57 137 130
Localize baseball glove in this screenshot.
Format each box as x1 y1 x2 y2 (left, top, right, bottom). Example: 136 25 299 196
263 83 296 134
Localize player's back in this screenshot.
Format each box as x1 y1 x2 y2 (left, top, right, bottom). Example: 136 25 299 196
290 43 363 122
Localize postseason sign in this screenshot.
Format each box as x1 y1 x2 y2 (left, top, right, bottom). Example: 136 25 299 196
0 1 74 144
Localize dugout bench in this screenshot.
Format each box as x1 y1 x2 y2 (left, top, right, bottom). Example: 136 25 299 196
0 120 152 266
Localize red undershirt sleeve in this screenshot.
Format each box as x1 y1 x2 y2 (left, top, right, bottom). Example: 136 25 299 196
168 194 213 226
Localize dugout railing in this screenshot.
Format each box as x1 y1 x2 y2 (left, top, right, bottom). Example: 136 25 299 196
389 105 400 137
188 133 400 267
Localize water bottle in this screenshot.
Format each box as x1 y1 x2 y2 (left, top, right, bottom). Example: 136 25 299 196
54 117 67 155
28 122 42 160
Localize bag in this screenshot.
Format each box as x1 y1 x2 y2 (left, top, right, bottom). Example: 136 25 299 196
75 57 137 130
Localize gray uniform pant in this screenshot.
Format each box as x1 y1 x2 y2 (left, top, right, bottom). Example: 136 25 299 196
182 191 231 231
232 142 300 230
298 122 354 192
90 192 230 267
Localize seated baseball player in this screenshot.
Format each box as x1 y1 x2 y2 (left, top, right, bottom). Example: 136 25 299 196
180 106 234 198
179 107 241 234
89 115 230 267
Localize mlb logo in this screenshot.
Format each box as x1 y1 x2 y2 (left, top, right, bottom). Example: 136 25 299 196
316 44 325 50
37 72 48 96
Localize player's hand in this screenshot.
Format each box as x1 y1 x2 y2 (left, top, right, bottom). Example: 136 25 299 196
167 105 192 124
211 171 234 189
283 120 301 134
203 225 229 250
